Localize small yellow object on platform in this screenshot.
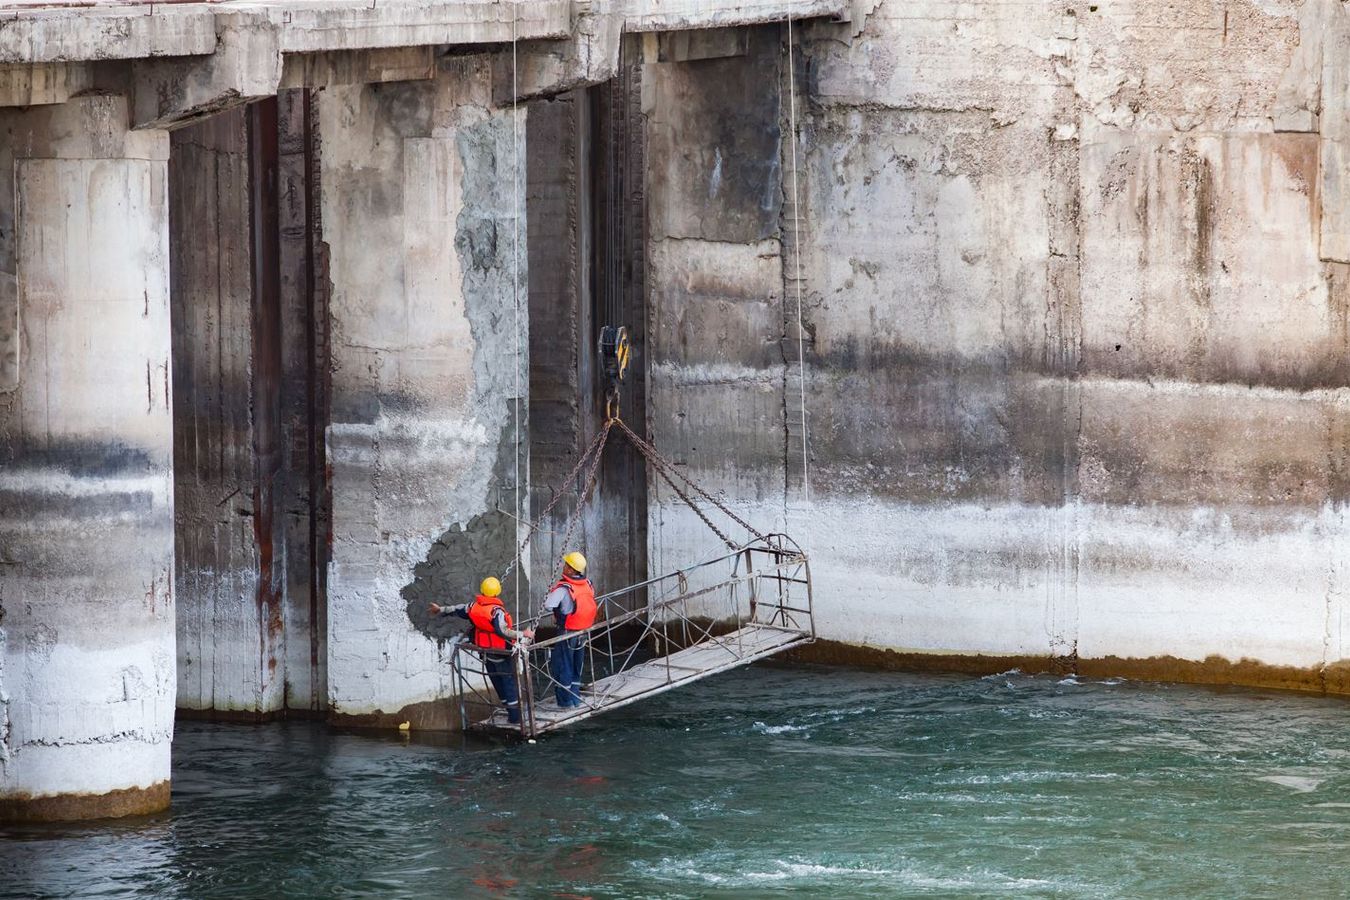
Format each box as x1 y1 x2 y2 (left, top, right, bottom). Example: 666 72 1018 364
398 721 411 731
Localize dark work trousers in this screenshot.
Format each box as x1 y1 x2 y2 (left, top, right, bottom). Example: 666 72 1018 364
484 654 520 723
550 635 586 707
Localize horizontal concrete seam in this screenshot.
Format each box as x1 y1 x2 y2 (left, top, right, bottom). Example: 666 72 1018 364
1030 373 1350 402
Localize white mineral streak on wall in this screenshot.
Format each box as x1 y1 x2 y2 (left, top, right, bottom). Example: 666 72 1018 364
321 56 526 721
652 492 1349 670
0 96 175 816
649 0 1350 685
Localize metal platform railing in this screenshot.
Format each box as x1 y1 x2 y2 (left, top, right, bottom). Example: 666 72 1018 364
449 534 813 738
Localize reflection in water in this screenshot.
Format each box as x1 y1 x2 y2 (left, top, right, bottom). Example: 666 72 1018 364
4 666 1350 898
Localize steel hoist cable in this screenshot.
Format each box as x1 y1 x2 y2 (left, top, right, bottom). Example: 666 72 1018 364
501 413 767 582
511 4 523 622
786 14 812 550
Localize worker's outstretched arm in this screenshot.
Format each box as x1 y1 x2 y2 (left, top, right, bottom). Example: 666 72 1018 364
426 602 470 620
491 607 534 643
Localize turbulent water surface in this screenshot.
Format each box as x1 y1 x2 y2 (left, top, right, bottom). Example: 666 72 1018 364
5 666 1350 898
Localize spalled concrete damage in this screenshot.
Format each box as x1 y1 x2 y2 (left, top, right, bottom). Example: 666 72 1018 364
3 0 1350 821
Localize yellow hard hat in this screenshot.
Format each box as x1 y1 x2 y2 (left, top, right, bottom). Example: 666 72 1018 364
562 551 587 574
479 576 502 597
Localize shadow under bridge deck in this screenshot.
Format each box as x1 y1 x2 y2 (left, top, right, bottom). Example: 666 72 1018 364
449 536 814 738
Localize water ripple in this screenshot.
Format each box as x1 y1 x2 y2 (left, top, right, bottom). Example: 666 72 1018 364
5 666 1350 898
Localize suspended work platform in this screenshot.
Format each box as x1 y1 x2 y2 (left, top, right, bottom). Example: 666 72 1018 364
451 535 814 739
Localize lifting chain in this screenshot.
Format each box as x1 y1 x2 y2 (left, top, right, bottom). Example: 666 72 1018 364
501 418 613 583
501 407 770 583
611 417 770 548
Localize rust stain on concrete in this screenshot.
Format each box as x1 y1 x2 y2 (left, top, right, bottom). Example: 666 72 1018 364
0 780 170 824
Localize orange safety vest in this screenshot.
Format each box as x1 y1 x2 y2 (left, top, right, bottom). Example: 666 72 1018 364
467 594 512 650
556 575 597 631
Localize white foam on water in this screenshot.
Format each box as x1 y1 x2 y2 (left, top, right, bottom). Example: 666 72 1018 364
637 857 1068 892
739 862 899 882
752 721 811 735
1257 775 1324 793
946 771 1121 785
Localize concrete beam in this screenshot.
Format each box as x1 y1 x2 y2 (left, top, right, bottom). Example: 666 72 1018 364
131 12 281 131
269 0 572 53
624 0 848 32
0 2 572 67
496 0 625 103
279 46 436 90
498 0 846 103
0 6 216 65
121 2 571 128
0 62 92 107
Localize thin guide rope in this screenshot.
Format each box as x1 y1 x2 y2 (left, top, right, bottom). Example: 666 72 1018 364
511 3 523 620
786 15 812 541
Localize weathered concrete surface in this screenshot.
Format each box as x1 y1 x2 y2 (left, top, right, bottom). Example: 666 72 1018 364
626 0 846 31
1315 4 1350 263
276 88 330 715
0 61 91 108
647 4 1350 694
168 105 277 716
0 96 174 820
320 55 527 724
645 27 790 597
523 90 596 595
168 97 330 719
523 75 648 607
498 0 846 102
0 5 215 64
0 2 572 65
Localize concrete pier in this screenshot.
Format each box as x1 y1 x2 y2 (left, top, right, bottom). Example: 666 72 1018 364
320 55 528 730
0 96 175 821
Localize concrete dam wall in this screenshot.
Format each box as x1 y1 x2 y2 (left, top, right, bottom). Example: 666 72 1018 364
648 0 1350 693
0 0 1348 819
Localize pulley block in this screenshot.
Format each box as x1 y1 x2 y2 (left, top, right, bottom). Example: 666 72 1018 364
599 325 632 386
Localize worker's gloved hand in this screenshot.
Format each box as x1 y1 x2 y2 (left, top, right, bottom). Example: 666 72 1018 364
427 603 442 616
523 628 536 640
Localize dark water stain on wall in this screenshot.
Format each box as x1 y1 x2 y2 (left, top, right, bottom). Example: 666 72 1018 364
401 416 529 640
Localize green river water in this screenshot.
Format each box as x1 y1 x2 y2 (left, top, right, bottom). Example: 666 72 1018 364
3 665 1349 898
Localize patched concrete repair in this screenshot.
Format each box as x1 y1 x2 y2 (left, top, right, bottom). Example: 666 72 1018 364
5 0 1350 822
402 418 528 643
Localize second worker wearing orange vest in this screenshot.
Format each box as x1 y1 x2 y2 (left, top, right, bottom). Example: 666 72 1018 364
541 551 597 708
428 577 533 724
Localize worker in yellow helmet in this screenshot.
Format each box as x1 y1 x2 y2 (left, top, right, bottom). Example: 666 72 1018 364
541 551 597 708
429 576 533 724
